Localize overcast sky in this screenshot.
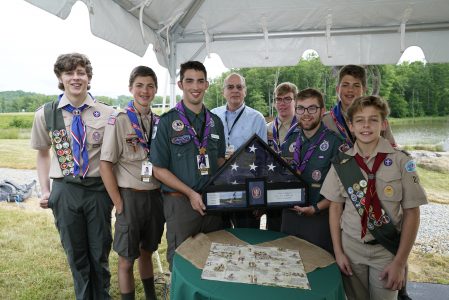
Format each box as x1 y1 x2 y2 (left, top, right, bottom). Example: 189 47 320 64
1 1 424 98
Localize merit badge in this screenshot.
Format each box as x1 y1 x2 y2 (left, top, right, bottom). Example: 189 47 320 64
93 111 101 118
60 163 68 169
59 129 66 136
384 185 394 197
62 141 70 149
92 131 101 142
351 194 357 202
54 137 61 144
361 197 366 205
367 222 375 230
57 149 64 156
357 191 364 199
311 169 322 181
355 201 361 208
347 187 354 195
62 169 70 176
384 158 393 166
319 140 329 151
52 130 60 137
58 156 66 163
172 120 184 131
64 148 72 155
339 143 350 153
382 215 390 224
359 208 366 216
55 143 63 150
289 142 296 153
353 183 360 191
359 180 367 188
405 160 417 172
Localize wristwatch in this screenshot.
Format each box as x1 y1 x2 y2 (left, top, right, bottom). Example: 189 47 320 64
312 203 321 215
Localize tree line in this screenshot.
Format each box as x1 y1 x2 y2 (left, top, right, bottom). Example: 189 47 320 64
2 57 449 118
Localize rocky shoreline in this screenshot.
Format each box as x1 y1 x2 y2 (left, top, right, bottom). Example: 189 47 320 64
1 167 448 255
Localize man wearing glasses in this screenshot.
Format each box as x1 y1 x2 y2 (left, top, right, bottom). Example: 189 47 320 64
211 73 267 229
280 88 343 254
266 82 299 231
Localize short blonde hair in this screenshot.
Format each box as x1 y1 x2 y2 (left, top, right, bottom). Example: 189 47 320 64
347 95 390 122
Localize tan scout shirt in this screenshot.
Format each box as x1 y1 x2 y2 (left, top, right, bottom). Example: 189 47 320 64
322 111 397 147
100 109 160 190
267 116 295 144
31 94 114 178
321 137 427 242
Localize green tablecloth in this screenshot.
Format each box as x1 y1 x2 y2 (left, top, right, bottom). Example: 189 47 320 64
171 228 345 300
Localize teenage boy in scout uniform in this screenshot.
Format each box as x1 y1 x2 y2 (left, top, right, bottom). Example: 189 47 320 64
321 95 427 300
100 66 164 300
31 53 114 299
323 65 396 148
150 61 226 269
266 82 299 231
280 88 343 254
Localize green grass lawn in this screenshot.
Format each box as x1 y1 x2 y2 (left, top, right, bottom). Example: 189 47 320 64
0 206 169 300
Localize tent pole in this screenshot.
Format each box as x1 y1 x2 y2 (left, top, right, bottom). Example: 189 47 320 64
169 38 177 108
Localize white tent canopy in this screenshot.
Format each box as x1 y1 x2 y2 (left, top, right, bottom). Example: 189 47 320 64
25 0 449 104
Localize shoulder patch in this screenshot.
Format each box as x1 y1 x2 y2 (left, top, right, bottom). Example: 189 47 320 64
107 111 119 125
405 160 417 172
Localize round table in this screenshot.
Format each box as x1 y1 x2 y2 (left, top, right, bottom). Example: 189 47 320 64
170 228 345 300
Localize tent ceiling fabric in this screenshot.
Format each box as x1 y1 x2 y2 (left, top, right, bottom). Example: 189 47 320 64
26 0 449 70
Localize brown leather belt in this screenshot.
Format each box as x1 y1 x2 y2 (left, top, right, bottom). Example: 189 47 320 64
162 191 185 197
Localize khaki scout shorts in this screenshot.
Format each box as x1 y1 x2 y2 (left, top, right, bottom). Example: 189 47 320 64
113 188 164 260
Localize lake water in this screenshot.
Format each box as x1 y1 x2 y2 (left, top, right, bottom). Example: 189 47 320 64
390 118 449 151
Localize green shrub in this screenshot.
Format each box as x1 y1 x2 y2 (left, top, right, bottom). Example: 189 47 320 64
9 117 33 128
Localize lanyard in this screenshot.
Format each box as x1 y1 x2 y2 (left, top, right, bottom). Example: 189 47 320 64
225 106 245 145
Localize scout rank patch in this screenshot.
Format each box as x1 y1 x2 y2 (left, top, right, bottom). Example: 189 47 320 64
50 129 74 176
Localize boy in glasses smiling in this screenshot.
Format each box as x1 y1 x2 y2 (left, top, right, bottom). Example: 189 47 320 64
266 82 299 231
280 88 344 254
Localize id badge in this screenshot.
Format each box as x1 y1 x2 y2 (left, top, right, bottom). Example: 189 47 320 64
197 154 210 176
141 161 152 182
225 144 235 159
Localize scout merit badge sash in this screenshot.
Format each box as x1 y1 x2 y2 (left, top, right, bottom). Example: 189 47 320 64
330 102 354 147
332 152 401 255
43 95 104 189
293 127 328 175
272 116 298 154
176 101 212 176
126 101 159 182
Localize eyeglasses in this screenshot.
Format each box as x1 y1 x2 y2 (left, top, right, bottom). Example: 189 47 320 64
275 97 293 104
225 84 245 91
295 105 321 115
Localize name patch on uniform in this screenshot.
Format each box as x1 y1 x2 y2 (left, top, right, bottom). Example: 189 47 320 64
210 133 220 140
405 160 417 172
171 134 191 145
